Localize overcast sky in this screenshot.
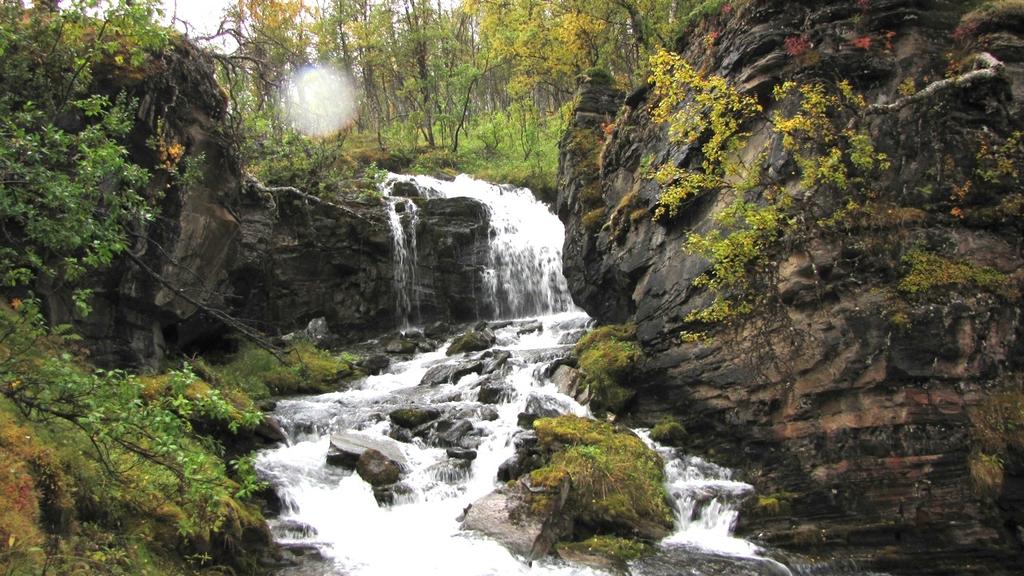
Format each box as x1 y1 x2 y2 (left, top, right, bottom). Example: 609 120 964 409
160 0 235 38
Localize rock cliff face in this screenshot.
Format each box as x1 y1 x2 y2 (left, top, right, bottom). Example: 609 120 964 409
558 1 1024 574
44 40 493 367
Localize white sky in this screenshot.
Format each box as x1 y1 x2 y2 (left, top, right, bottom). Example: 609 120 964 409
161 0 236 38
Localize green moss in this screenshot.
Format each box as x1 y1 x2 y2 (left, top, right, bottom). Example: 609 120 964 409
530 416 674 537
557 535 651 562
199 340 360 399
575 324 640 415
959 1 1024 36
389 408 438 429
580 67 614 86
649 418 687 446
582 208 607 234
898 250 1009 296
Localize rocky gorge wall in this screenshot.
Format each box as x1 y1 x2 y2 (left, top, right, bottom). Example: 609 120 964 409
43 40 496 368
557 1 1024 574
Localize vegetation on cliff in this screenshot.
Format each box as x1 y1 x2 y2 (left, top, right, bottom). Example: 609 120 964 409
574 324 640 415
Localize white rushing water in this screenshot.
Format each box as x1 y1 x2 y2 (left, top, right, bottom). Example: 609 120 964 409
385 197 422 329
258 175 783 576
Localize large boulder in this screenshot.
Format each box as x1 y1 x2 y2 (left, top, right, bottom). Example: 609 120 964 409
419 360 483 386
461 480 571 560
389 407 441 429
356 449 402 487
446 329 496 355
517 393 575 428
326 431 408 470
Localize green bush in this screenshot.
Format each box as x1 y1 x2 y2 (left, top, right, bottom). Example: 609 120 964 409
898 250 1009 296
0 302 269 574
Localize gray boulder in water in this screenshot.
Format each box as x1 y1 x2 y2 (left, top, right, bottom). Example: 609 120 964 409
356 448 402 487
446 329 495 355
517 393 575 428
326 431 409 470
460 479 571 561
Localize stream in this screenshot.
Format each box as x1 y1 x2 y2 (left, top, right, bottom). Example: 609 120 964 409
255 175 860 576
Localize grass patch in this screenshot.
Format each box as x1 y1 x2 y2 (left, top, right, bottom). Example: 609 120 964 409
958 1 1024 37
529 416 674 538
197 340 360 399
575 324 640 415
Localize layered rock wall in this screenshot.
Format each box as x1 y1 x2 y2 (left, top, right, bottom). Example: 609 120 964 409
557 1 1024 573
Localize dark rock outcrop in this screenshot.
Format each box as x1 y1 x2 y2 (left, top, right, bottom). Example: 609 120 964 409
42 40 499 368
557 2 1024 574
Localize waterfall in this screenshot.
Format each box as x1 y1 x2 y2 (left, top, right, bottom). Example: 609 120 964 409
384 174 575 325
385 196 421 329
258 175 804 576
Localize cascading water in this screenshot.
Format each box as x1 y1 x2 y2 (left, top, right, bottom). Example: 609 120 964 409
384 174 575 322
257 175 808 576
385 196 422 328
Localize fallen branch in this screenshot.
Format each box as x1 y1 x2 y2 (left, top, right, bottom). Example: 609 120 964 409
125 252 284 361
244 176 371 222
866 52 1006 115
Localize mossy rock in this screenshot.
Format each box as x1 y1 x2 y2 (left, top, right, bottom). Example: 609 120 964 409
389 407 441 429
557 535 651 571
649 418 687 447
446 329 495 356
529 416 674 540
574 324 640 415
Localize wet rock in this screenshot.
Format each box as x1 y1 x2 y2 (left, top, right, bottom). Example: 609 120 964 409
433 418 478 449
372 482 413 507
389 407 441 429
446 329 495 355
497 431 545 482
455 404 500 422
423 321 451 339
274 519 318 539
326 431 408 469
517 320 543 335
359 354 391 376
384 338 418 355
356 448 402 487
419 360 484 386
477 376 515 404
447 447 478 461
462 477 572 560
389 180 421 198
517 394 574 428
482 350 512 375
550 365 588 404
254 415 288 444
281 317 330 345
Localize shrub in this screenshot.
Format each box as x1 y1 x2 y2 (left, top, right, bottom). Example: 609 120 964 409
898 250 1009 296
